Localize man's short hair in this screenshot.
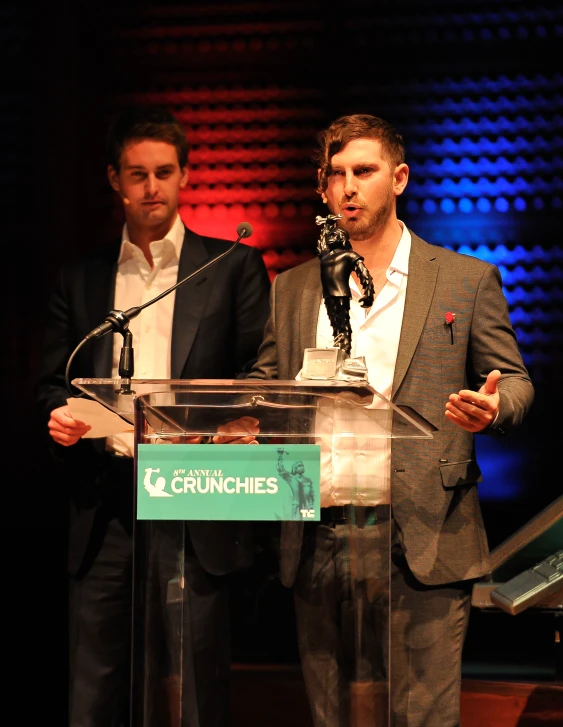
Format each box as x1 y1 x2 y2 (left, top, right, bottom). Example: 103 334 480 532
313 113 405 195
106 106 189 171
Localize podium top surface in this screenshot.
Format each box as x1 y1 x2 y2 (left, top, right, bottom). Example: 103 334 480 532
73 377 376 395
71 378 434 440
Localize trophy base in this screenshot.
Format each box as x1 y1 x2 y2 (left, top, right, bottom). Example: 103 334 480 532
301 349 368 382
301 347 341 379
339 356 369 381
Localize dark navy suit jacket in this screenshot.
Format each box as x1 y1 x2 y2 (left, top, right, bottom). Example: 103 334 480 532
36 224 271 576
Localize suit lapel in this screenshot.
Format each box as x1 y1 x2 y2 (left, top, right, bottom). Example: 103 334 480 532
392 232 438 397
86 247 119 378
299 263 323 353
171 228 211 378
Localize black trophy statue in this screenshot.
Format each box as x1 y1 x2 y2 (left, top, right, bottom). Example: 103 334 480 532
315 214 374 362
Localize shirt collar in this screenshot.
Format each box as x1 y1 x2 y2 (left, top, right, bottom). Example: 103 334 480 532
118 214 185 265
388 221 411 276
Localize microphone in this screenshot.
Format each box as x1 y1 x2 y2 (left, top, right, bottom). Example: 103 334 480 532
84 221 253 342
236 221 252 239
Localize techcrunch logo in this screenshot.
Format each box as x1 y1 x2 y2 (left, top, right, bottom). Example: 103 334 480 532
143 467 280 497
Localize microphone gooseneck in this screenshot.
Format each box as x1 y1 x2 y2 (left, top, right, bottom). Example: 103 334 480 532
66 222 254 395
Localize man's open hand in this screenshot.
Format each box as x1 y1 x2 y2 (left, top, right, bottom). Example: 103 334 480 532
445 369 501 433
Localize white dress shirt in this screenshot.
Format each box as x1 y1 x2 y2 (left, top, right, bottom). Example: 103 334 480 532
315 223 411 506
107 214 185 457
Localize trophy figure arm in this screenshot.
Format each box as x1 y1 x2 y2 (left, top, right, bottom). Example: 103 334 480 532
355 259 375 308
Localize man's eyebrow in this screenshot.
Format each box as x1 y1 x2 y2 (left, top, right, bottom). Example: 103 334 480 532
123 163 176 171
331 161 378 170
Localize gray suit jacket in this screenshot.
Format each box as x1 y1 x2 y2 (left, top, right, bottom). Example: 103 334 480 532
248 231 534 587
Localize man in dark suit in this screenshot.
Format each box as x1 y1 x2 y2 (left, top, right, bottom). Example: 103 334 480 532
219 113 534 726
35 106 271 727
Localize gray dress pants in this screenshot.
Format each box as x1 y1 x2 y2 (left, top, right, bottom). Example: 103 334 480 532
293 519 472 727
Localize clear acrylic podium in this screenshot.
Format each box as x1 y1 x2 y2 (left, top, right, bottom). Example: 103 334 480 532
72 377 433 727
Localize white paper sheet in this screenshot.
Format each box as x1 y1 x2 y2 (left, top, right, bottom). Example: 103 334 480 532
67 397 134 438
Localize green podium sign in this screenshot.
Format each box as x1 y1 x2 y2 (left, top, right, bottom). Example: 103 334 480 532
137 443 321 521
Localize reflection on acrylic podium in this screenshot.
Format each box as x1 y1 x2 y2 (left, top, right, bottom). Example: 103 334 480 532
72 377 433 727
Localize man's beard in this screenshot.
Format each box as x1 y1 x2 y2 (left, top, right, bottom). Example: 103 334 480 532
338 184 395 242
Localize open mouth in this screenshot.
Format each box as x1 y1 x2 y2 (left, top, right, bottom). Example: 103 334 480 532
341 204 363 217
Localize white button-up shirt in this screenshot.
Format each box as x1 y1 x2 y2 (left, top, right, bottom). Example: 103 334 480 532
107 214 185 457
315 223 411 506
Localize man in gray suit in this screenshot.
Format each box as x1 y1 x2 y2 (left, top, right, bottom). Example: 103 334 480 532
218 113 534 726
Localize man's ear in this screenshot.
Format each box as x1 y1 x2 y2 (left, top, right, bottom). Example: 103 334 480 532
317 169 328 204
180 166 189 189
394 163 409 196
108 165 120 193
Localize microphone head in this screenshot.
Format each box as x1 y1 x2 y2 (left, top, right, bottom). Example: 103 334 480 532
236 222 253 239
